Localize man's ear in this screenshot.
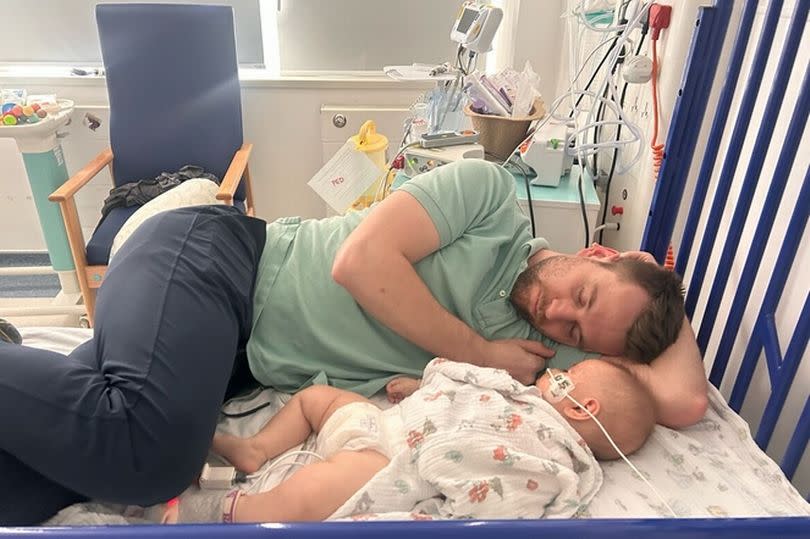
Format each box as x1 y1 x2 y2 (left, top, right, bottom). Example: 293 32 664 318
576 243 619 260
563 397 601 421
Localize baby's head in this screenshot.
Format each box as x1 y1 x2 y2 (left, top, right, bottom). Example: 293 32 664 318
535 359 655 460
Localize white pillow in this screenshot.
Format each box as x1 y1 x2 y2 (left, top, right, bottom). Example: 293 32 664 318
109 178 221 261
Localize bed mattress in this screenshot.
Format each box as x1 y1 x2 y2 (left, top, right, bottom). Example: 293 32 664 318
14 327 809 525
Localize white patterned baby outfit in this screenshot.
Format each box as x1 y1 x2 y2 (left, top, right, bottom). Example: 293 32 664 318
329 358 603 520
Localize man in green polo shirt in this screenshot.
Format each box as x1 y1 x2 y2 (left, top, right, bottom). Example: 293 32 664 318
0 160 707 524
248 159 707 429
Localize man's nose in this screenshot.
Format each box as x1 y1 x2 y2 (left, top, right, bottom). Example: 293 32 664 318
545 298 575 320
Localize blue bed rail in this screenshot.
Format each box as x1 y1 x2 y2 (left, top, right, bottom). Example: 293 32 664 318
3 518 810 538
643 0 809 492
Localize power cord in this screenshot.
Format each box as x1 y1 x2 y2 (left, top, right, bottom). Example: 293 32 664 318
511 158 537 238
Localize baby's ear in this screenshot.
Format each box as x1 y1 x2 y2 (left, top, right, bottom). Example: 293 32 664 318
563 397 600 421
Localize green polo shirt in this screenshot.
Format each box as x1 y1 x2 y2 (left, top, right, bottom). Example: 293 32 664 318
247 160 588 396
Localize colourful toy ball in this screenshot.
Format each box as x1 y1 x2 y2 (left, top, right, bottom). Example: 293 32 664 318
30 103 41 112
26 114 40 124
22 105 34 116
1 103 14 114
36 109 47 118
2 114 17 125
10 105 23 116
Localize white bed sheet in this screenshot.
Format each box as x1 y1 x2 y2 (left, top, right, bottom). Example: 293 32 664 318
17 327 808 524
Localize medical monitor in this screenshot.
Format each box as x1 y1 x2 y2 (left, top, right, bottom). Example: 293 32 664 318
449 1 503 54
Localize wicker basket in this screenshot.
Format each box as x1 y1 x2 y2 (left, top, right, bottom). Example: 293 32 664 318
464 98 546 160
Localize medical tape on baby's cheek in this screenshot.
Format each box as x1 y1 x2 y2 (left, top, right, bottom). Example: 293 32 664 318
542 368 575 403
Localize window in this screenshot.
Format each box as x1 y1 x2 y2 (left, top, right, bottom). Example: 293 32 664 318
0 0 263 67
273 0 465 73
0 1 514 76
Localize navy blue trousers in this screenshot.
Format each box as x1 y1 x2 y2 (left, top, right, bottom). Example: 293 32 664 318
0 205 265 525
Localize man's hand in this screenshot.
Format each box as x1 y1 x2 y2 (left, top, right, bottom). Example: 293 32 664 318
480 339 555 385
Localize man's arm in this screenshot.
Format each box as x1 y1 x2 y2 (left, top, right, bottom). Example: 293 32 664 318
332 190 552 384
607 317 708 428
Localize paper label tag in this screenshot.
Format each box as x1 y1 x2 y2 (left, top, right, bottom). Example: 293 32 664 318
308 141 383 213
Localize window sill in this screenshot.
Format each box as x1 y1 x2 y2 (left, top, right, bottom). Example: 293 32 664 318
0 65 434 90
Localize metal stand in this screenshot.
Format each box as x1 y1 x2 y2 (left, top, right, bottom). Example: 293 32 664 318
0 102 85 323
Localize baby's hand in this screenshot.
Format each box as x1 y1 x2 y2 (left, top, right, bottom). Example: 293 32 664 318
386 377 421 403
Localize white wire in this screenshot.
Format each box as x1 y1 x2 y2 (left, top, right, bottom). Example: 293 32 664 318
591 222 619 243
242 449 325 493
547 368 678 517
246 449 324 479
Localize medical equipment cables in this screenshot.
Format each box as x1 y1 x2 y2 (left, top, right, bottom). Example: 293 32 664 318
455 43 478 76
591 1 635 176
649 15 665 180
568 0 649 247
501 1 650 170
220 386 274 418
544 368 677 517
568 3 642 245
598 18 648 243
591 222 620 244
562 1 650 176
495 2 648 248
435 44 473 132
221 401 272 419
498 44 638 180
567 1 637 121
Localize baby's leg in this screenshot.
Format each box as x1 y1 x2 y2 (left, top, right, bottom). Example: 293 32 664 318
234 449 388 522
213 385 371 473
386 377 421 403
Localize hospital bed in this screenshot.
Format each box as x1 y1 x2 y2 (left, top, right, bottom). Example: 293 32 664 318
4 0 809 536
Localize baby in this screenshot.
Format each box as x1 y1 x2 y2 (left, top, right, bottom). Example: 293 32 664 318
163 358 655 523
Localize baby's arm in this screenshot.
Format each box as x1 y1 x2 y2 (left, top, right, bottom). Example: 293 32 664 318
385 377 421 403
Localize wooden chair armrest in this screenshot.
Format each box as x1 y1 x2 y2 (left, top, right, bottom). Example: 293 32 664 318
216 143 253 204
49 148 114 202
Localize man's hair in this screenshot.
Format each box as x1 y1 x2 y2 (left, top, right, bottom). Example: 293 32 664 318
608 258 686 363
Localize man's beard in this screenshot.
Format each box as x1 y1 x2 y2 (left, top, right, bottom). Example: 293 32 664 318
510 263 541 324
510 255 578 325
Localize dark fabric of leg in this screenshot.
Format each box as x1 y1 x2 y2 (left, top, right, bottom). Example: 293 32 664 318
224 346 262 402
0 205 266 508
0 448 87 525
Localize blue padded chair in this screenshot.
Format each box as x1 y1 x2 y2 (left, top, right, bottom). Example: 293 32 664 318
49 4 255 326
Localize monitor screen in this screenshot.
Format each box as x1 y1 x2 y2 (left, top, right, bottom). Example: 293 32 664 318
456 8 478 34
